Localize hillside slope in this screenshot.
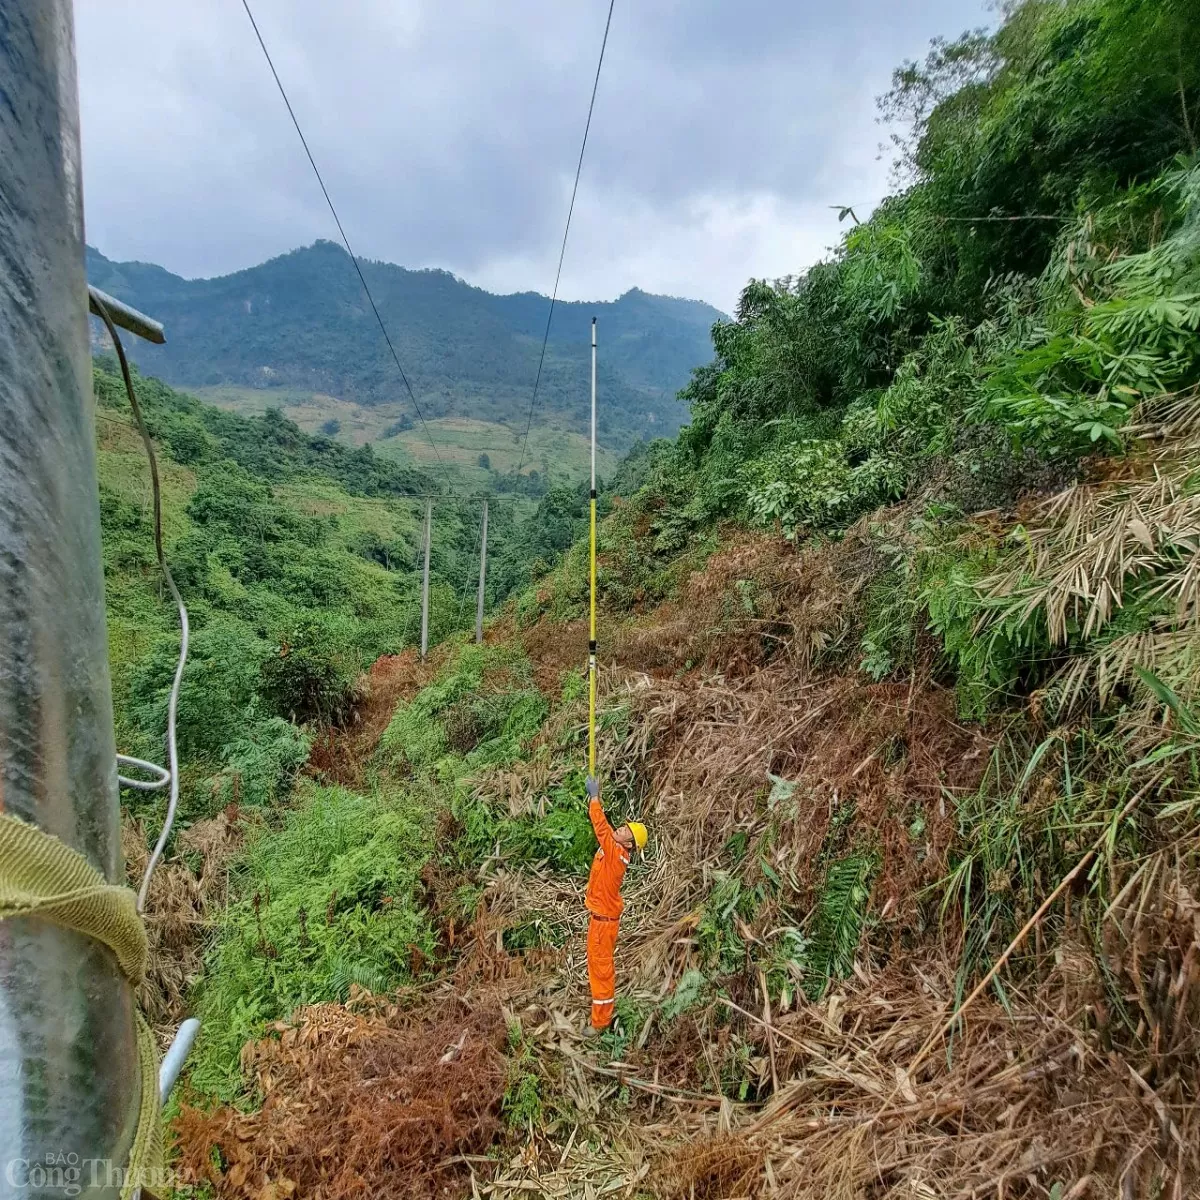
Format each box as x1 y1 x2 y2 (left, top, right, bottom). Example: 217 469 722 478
86 242 722 453
96 354 638 848
94 356 481 827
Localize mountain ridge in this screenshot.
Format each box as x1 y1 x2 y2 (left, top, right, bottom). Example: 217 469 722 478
86 241 723 453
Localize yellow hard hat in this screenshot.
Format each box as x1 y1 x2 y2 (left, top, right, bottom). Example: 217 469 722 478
627 821 648 851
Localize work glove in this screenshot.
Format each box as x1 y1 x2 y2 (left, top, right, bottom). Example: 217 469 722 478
585 774 600 799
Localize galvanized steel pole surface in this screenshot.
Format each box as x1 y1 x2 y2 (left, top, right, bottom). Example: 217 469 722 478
420 498 432 658
475 499 488 644
0 1 142 1193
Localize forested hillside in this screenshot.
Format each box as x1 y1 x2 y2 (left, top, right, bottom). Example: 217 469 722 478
98 356 634 827
129 1 1200 1196
86 241 721 455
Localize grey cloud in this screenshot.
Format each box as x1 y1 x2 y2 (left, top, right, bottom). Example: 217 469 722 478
75 0 989 309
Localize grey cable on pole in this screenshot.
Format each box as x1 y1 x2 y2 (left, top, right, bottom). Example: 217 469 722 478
116 754 171 792
92 298 190 913
515 0 616 477
240 0 454 494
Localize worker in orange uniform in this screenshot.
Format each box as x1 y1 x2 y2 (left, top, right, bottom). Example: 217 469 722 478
584 774 648 1032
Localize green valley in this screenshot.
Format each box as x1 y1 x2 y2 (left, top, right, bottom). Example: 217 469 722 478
190 384 620 493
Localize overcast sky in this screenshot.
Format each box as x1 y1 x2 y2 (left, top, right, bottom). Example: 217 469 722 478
75 0 990 313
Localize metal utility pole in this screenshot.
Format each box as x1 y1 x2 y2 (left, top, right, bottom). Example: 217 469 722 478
0 1 142 1190
420 498 432 658
475 499 489 644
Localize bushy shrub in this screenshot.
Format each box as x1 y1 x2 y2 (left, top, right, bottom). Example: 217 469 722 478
260 612 362 725
129 617 270 761
208 716 311 809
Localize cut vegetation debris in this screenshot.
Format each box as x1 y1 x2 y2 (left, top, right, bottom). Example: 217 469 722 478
175 988 510 1200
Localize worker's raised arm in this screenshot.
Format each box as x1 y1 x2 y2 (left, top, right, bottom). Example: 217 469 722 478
585 775 620 859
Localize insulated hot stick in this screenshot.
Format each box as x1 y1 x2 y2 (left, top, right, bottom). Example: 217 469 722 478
588 318 598 781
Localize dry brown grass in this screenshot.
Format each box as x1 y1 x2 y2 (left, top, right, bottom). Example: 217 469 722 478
629 668 987 943
124 807 242 1035
462 521 1198 1197
174 986 511 1200
611 526 883 679
653 958 1196 1199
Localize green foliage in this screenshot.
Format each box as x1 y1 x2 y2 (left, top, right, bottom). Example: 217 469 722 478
260 612 362 725
939 729 1146 1008
382 643 545 776
490 483 592 602
210 718 312 809
378 644 601 877
859 567 916 681
130 617 270 763
192 784 436 1099
696 872 756 975
502 1024 544 1129
843 219 922 322
656 0 1200 556
660 967 709 1023
508 786 596 874
760 927 810 1012
983 168 1200 455
743 434 898 538
917 544 1042 720
805 853 876 1000
454 771 595 878
502 912 567 952
602 995 651 1063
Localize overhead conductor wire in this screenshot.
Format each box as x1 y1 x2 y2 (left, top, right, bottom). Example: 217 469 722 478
92 297 190 913
515 0 616 476
240 0 453 493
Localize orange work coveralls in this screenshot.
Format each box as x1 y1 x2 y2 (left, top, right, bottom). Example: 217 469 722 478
585 798 630 1029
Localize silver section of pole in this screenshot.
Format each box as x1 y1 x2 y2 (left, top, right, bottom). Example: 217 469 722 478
420 498 432 658
475 499 489 645
0 3 141 1192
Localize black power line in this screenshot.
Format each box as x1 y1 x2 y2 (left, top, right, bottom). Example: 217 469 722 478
515 0 616 476
240 0 453 492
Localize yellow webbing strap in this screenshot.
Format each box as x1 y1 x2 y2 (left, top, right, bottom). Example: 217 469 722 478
0 812 148 979
128 1013 165 1200
0 812 163 1200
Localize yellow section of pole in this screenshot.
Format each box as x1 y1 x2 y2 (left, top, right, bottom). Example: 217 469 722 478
588 316 598 779
589 495 597 776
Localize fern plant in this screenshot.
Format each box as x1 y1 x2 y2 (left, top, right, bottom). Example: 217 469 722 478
804 852 876 1000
